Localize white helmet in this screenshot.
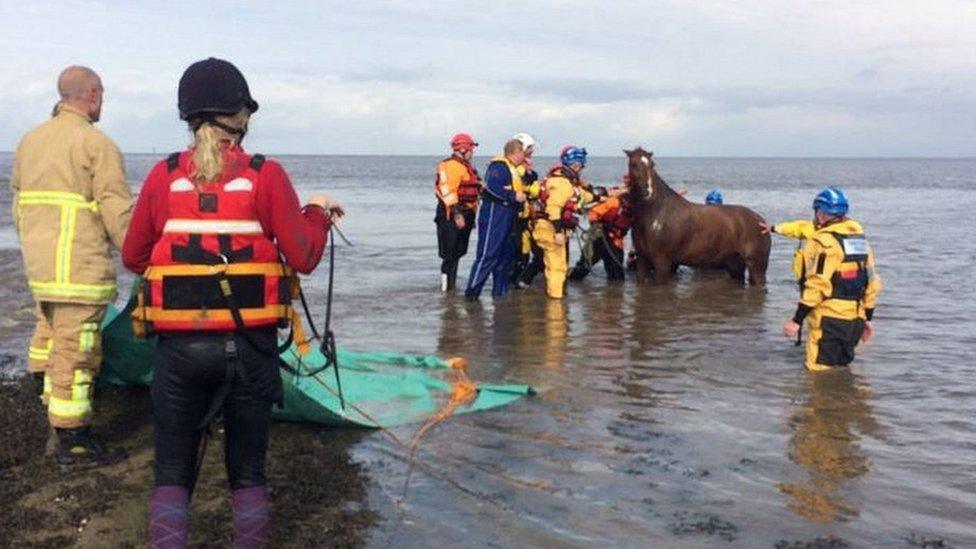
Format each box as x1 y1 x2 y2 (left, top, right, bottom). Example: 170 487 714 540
512 132 537 153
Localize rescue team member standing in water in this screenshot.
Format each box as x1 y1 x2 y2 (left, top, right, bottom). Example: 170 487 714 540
121 58 339 549
531 146 594 298
11 65 132 466
568 185 629 282
464 138 528 300
781 187 881 371
510 143 539 284
434 133 481 291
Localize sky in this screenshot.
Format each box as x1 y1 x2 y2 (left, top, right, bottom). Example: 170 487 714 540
1 0 974 157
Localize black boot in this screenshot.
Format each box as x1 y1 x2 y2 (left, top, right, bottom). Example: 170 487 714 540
55 427 126 468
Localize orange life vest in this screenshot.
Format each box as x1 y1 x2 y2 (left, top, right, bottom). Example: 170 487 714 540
453 157 482 207
434 156 481 216
135 152 296 332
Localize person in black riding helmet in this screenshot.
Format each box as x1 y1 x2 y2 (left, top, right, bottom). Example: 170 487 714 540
122 58 341 548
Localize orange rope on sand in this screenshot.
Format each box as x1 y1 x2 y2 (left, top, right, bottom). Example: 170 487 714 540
400 357 478 504
408 357 477 449
298 354 481 513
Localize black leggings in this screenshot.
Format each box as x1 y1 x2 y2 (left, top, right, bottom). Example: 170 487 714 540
151 329 281 490
436 206 474 289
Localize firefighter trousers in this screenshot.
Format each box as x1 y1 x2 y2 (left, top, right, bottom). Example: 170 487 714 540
28 302 106 429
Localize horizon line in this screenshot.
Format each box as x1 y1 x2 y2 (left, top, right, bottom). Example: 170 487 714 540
1 151 973 161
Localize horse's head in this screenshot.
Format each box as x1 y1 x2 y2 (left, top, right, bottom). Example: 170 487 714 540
624 147 655 200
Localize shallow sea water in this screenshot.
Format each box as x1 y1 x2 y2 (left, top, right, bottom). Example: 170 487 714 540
1 153 973 547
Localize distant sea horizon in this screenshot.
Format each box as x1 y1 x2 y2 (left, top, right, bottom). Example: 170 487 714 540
1 151 973 160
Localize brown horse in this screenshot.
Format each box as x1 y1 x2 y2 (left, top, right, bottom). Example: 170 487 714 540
625 147 770 285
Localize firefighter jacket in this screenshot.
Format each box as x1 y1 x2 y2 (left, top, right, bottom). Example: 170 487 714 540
11 104 133 304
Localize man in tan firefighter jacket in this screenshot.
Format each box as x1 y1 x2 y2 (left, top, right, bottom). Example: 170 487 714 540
781 187 882 372
11 66 132 465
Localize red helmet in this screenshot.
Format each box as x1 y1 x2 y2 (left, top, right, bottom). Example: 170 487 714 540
450 133 478 152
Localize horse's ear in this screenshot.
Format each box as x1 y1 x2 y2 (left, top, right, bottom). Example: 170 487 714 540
624 148 633 156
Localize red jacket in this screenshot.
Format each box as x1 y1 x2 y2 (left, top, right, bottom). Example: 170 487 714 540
122 147 330 276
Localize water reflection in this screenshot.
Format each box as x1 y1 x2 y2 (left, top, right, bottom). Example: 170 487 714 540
579 286 627 357
779 369 879 522
497 296 567 372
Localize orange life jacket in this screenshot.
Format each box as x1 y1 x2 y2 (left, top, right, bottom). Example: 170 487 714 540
135 152 296 333
453 157 482 206
434 156 481 216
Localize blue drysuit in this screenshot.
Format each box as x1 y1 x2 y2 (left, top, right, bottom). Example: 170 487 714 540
464 159 520 298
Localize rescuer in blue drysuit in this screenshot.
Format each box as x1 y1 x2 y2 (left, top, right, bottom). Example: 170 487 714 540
464 138 529 299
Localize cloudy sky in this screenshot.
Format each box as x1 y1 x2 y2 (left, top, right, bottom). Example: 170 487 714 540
1 0 973 156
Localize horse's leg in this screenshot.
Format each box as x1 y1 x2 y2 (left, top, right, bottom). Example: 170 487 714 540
652 256 672 284
746 256 767 286
670 262 679 274
746 246 769 286
636 255 650 284
725 256 746 283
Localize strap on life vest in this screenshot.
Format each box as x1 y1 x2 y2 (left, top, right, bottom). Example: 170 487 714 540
165 152 266 174
166 152 180 172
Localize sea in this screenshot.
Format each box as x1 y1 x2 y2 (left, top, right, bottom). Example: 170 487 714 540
1 153 974 547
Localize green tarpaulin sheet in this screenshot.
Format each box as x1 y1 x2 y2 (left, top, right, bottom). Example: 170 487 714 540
99 297 533 428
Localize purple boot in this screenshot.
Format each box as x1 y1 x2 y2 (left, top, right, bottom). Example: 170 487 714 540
232 485 270 548
148 485 190 549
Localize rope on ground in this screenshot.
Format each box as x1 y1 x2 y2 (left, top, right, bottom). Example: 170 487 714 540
296 354 484 518
401 357 478 500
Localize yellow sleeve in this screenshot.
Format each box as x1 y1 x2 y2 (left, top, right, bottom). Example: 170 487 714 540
87 132 132 249
863 244 882 310
775 219 815 239
579 188 595 206
799 236 841 308
545 178 573 222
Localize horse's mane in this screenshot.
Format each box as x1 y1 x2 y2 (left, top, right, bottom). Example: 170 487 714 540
649 168 683 201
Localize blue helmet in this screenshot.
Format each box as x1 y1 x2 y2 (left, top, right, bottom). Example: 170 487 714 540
705 190 723 205
812 186 850 216
560 145 587 168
